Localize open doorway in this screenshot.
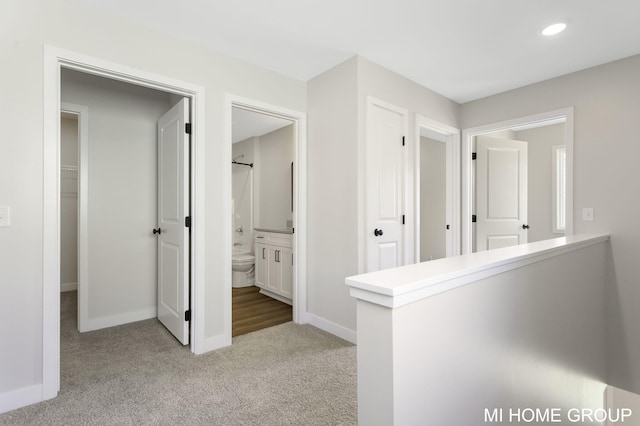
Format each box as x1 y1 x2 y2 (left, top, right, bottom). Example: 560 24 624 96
461 108 574 254
43 47 206 399
231 107 294 336
225 96 307 342
414 115 460 262
60 68 191 344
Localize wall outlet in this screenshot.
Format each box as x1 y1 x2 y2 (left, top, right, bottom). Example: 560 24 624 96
0 206 10 227
582 207 594 222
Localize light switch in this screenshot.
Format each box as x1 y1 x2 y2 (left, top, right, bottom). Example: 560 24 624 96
582 207 594 222
0 206 9 227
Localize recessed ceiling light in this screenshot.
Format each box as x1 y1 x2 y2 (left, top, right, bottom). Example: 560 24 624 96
541 22 567 36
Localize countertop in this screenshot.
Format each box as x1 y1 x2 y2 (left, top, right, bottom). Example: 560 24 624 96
254 227 294 235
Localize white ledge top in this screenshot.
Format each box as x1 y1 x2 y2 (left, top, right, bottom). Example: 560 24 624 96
346 234 609 308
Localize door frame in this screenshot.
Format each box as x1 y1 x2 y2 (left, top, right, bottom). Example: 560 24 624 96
225 94 308 340
43 46 206 399
414 115 461 261
461 107 574 254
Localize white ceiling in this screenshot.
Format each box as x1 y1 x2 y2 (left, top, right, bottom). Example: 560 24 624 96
232 107 292 143
83 0 640 103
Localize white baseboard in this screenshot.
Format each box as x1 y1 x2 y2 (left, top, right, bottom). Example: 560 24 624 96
60 282 77 292
81 307 157 332
198 334 231 354
0 384 45 414
307 313 357 344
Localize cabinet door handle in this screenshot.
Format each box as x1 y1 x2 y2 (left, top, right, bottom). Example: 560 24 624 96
262 247 265 259
275 250 280 263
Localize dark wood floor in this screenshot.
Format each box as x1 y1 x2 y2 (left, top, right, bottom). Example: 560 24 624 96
232 286 292 337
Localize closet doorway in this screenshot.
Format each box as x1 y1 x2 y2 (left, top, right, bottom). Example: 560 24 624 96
43 47 206 399
60 69 191 344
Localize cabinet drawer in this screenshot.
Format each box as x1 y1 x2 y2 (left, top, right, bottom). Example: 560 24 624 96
254 231 292 248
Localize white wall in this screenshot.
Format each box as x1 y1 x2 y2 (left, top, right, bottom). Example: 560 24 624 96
255 125 294 230
0 0 305 405
232 137 256 248
60 117 78 290
420 136 446 261
307 57 360 337
515 123 565 243
606 386 640 425
356 57 460 268
306 56 460 338
353 237 608 425
61 69 173 328
461 54 640 394
232 125 294 248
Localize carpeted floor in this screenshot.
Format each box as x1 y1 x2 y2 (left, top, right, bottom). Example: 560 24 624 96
0 292 357 425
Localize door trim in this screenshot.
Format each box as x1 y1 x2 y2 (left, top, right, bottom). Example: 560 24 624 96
225 94 308 341
43 46 206 400
414 115 461 261
461 108 574 254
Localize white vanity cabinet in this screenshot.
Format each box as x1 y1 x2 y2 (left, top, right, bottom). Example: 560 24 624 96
254 230 293 304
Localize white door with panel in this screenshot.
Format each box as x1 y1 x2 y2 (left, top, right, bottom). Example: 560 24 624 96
366 98 408 272
156 98 190 345
475 136 528 251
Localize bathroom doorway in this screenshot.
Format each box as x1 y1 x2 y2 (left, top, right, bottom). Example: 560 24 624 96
227 97 307 339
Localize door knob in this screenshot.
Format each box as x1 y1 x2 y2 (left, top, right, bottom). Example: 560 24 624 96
522 224 530 230
153 228 162 235
374 228 384 237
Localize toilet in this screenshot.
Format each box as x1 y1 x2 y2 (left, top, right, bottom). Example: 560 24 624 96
232 246 255 288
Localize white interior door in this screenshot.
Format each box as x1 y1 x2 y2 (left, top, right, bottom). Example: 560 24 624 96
157 98 190 345
366 98 407 272
475 136 528 251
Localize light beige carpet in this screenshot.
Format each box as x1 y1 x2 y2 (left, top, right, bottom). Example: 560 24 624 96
0 292 356 425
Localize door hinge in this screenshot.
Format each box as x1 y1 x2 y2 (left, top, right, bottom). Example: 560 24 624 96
185 216 191 228
402 136 405 146
185 123 192 134
185 310 191 322
472 215 477 223
472 152 477 160
402 214 405 225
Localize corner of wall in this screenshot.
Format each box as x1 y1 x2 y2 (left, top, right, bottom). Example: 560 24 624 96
0 385 45 415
